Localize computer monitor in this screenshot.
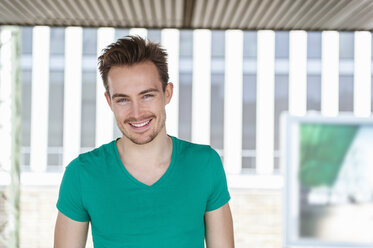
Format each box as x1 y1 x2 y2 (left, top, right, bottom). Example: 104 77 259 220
281 112 373 248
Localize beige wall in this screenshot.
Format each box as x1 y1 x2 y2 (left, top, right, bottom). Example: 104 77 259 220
230 189 283 247
12 186 283 248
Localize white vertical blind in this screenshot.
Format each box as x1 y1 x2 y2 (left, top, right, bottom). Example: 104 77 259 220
95 28 115 147
161 29 180 137
289 31 307 116
14 26 373 187
192 29 211 145
30 26 50 172
224 30 243 174
321 31 339 116
129 28 148 38
256 30 275 174
63 27 83 167
354 31 372 117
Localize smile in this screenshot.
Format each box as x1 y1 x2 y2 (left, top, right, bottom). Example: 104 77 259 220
129 119 152 128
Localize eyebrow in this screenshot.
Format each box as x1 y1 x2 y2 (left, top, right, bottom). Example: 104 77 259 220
140 88 160 95
111 88 160 99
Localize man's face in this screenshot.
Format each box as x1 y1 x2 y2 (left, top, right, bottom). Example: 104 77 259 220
105 61 173 145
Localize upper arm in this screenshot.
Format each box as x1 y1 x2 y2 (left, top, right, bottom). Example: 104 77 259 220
206 149 230 212
204 203 234 248
54 211 89 248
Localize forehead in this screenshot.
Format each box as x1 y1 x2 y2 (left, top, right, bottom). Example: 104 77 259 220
107 61 162 93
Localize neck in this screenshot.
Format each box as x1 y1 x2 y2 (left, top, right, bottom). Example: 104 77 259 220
117 130 172 169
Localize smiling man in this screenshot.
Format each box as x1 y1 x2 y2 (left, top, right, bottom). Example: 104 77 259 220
54 36 234 248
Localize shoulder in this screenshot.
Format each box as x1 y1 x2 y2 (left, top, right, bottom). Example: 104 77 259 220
173 136 221 164
66 140 116 171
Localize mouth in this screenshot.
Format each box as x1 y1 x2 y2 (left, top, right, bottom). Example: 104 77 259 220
128 119 152 129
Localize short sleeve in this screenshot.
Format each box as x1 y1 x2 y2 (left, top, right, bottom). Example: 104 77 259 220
205 149 231 212
56 160 90 222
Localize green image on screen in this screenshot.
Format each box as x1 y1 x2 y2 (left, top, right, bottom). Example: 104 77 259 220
299 124 358 188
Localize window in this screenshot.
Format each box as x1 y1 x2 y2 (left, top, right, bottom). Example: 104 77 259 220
21 27 32 54
50 27 65 55
274 74 289 169
178 30 193 141
307 32 321 59
242 74 256 170
210 73 224 150
83 28 97 55
179 30 193 58
81 71 97 148
307 75 321 111
339 75 353 112
275 31 289 59
339 32 354 59
243 31 257 58
48 71 64 167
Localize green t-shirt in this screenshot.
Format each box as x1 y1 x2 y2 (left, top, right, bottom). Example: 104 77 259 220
57 136 230 248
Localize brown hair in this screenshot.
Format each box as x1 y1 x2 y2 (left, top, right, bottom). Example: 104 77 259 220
98 35 169 94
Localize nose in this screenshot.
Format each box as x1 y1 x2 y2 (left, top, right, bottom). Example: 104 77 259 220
129 101 142 119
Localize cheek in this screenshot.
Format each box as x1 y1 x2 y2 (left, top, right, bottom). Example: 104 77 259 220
112 106 129 119
148 98 165 110
149 104 164 115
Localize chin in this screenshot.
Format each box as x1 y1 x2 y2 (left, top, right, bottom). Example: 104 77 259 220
127 133 158 145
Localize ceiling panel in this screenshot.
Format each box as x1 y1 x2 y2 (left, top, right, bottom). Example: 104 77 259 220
0 0 372 31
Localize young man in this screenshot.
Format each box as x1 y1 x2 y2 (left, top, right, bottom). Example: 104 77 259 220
54 36 234 248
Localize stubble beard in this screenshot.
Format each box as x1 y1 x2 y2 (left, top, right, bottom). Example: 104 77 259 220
119 113 166 145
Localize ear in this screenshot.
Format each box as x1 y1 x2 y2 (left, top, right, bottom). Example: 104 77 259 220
164 83 173 105
104 92 113 110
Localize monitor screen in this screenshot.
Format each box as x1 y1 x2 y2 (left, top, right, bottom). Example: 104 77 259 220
282 113 373 248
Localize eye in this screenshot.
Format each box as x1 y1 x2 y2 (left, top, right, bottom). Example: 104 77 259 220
117 98 128 103
143 94 154 99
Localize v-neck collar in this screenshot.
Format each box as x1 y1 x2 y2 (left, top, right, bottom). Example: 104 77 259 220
113 136 177 190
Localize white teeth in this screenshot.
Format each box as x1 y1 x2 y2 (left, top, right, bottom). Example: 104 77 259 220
130 120 150 127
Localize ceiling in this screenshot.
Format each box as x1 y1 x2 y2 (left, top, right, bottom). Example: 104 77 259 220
1 0 373 31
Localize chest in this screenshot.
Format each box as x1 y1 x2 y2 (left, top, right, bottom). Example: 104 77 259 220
80 154 212 246
85 177 208 247
124 163 169 186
